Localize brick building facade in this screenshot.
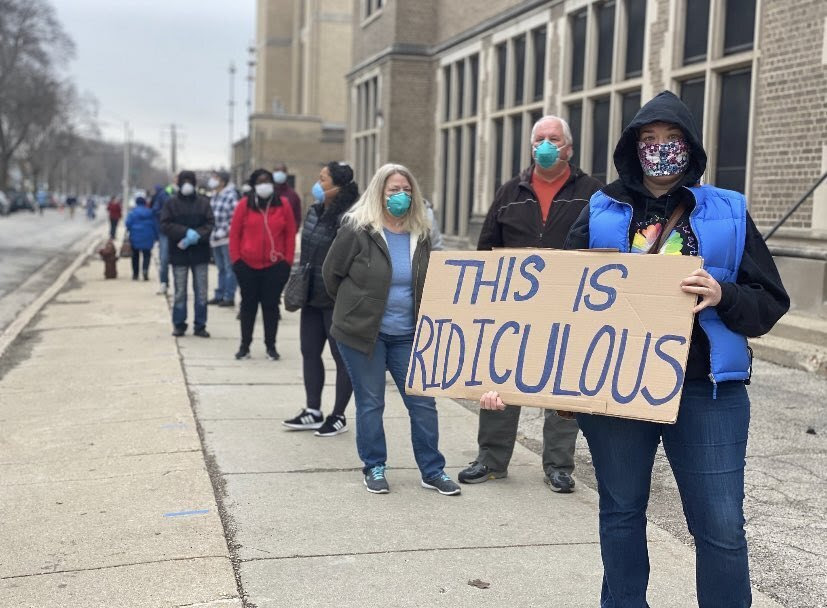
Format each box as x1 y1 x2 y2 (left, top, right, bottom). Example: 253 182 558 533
345 0 827 315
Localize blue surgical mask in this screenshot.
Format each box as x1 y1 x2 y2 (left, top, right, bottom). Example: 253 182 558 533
311 181 326 203
386 192 411 217
273 170 287 184
533 140 560 169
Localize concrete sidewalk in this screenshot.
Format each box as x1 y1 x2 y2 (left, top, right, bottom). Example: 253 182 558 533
0 248 784 607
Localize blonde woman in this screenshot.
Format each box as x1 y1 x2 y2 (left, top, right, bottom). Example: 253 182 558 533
322 163 460 496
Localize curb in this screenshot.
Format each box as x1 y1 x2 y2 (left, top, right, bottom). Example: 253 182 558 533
0 228 107 360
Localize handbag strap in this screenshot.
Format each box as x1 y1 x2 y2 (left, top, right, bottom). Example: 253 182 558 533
648 201 686 254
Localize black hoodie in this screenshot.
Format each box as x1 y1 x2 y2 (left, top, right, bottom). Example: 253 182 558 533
565 91 789 381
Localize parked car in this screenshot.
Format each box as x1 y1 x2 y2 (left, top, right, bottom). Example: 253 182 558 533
8 190 35 213
0 191 10 216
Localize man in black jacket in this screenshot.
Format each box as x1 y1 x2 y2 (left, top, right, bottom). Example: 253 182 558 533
459 115 603 493
160 170 215 337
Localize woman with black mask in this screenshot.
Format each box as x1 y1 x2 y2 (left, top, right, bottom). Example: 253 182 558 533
229 168 296 360
283 162 359 437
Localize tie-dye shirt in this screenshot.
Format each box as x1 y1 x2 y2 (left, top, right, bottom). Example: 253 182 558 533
629 210 698 256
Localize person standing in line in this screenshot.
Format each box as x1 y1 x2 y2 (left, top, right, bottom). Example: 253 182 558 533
282 162 359 437
125 196 158 281
322 163 460 497
107 197 122 239
207 171 239 307
458 115 603 493
229 169 296 360
160 171 215 338
272 162 302 232
151 184 172 295
482 91 789 608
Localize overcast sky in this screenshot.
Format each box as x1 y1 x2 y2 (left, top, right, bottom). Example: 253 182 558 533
52 0 256 175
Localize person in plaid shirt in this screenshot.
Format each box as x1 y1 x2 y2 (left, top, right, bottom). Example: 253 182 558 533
208 171 239 307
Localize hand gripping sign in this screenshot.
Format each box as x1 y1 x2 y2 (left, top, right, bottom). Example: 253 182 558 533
405 250 702 423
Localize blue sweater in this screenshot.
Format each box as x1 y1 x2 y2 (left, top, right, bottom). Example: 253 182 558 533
380 229 414 335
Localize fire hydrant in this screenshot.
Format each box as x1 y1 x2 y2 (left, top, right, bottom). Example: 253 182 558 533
98 239 118 279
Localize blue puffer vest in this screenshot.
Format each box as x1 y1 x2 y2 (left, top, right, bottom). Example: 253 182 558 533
589 184 750 385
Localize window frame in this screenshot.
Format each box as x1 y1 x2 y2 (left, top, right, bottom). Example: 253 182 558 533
350 71 382 190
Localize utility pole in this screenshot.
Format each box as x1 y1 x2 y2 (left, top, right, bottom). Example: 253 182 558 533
170 123 178 176
122 121 131 216
229 62 236 171
246 44 256 174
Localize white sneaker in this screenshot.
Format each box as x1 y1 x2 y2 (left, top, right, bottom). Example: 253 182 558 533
157 283 168 295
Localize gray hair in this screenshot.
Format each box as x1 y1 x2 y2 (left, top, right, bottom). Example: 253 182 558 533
530 115 573 146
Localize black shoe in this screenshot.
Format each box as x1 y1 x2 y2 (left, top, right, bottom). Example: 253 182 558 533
143 273 149 281
218 300 234 307
172 326 186 337
235 345 250 360
282 409 323 430
545 471 575 493
458 461 507 484
364 465 390 494
207 297 222 305
314 414 347 437
193 328 210 338
266 347 280 361
132 275 138 281
421 473 461 496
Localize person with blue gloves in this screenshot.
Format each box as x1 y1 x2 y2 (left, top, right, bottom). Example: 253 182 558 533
160 170 215 337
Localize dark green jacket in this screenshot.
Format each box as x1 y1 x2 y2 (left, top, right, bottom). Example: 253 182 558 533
322 224 431 355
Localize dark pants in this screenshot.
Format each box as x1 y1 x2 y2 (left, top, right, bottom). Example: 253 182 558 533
131 248 151 278
234 260 289 349
576 380 751 608
109 218 119 239
300 305 352 416
476 405 579 475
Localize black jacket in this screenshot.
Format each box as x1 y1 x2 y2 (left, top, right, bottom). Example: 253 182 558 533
477 163 603 251
160 193 215 266
564 90 789 380
300 194 355 309
323 225 431 355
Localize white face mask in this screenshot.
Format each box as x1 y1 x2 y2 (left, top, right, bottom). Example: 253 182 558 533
272 170 287 184
255 183 274 199
180 183 195 196
207 177 219 189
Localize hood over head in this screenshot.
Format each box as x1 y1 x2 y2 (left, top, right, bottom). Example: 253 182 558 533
613 90 706 193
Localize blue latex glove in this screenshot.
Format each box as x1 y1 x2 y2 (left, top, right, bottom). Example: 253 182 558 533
185 228 200 245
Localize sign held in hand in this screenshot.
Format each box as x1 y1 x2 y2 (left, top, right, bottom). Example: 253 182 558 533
405 250 702 423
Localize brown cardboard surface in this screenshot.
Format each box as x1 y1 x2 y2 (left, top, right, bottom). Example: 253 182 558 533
405 250 703 423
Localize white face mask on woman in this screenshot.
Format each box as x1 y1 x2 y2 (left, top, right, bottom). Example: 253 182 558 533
180 183 195 196
255 183 274 199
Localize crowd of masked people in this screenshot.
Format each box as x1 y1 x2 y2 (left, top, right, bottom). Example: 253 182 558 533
139 92 789 608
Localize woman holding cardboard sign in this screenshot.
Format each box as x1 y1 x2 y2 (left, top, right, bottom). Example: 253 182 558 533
322 163 460 497
482 91 789 607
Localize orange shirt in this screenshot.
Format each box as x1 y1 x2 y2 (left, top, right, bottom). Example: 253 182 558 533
531 165 571 223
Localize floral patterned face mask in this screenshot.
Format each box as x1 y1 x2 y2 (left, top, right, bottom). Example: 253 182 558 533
637 139 689 177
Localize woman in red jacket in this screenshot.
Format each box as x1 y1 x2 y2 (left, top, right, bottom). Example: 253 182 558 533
229 168 296 360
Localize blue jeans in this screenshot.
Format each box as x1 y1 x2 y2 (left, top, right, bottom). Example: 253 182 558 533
338 332 446 480
211 244 237 301
158 234 170 285
172 264 208 330
576 380 751 608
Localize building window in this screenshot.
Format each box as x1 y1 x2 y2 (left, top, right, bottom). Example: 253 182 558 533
493 118 504 192
723 0 756 55
591 97 611 184
567 103 583 169
570 10 587 92
363 0 384 20
715 69 752 191
353 75 380 188
679 77 705 135
595 1 616 86
496 43 507 110
621 90 641 130
532 26 547 101
438 53 480 237
625 0 646 78
510 114 523 178
683 0 710 65
513 34 526 106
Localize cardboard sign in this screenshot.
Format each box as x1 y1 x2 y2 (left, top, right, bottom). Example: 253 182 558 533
405 249 703 423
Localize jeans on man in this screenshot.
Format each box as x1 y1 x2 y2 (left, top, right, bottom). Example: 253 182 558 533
109 218 119 239
576 380 751 608
338 332 446 480
211 244 237 302
158 234 169 286
172 263 208 331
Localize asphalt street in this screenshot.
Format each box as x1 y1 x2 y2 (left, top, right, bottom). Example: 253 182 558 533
0 208 105 334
